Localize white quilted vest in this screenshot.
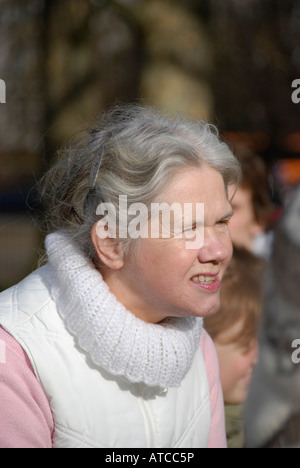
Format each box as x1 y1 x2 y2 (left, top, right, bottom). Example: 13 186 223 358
0 268 211 448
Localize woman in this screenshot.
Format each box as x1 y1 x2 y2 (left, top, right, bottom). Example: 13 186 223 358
0 104 241 448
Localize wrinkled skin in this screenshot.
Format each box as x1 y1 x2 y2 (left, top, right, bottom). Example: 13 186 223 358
245 184 300 448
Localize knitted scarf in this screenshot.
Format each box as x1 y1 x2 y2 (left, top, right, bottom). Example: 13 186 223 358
45 232 203 388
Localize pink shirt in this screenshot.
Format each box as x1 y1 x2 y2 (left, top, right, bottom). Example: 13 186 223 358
0 326 226 448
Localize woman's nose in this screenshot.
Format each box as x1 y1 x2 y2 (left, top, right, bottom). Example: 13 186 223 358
197 229 232 264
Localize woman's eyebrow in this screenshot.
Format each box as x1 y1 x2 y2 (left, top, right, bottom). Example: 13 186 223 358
219 207 234 221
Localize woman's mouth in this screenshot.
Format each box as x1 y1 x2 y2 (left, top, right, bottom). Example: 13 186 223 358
190 274 221 292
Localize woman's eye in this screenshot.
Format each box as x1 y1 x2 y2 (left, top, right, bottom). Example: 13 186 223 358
181 224 199 240
183 223 197 232
217 219 230 229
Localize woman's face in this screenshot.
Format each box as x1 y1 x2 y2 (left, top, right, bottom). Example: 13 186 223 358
105 166 234 324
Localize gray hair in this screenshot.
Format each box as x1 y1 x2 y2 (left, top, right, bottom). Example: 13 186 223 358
39 103 241 260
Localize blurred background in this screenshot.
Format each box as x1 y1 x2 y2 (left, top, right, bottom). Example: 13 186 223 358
1 0 300 289
2 0 300 449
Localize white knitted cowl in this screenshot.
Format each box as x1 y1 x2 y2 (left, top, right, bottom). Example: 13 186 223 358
45 232 203 388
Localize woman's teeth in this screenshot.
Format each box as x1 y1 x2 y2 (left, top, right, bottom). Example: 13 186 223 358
191 275 216 284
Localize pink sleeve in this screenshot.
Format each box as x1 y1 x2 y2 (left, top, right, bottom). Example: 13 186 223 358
0 327 54 448
200 328 227 448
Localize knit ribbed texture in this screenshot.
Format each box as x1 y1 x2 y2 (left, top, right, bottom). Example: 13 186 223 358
44 232 203 388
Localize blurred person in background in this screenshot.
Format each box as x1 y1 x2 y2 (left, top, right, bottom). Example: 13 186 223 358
228 147 273 260
204 246 265 448
245 183 300 448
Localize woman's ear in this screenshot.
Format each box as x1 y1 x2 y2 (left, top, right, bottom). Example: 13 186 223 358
91 223 124 270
